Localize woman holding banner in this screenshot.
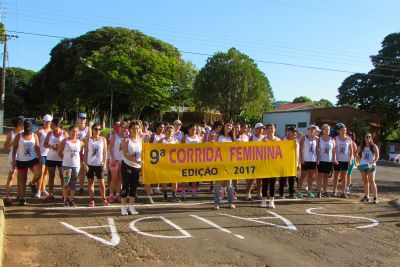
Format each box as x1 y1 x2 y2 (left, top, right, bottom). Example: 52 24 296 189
181 124 202 200
150 122 165 195
120 120 143 215
261 123 281 209
158 125 181 202
206 121 223 192
214 122 236 210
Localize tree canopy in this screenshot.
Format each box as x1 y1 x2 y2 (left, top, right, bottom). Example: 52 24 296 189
337 32 400 138
194 48 273 121
27 27 195 123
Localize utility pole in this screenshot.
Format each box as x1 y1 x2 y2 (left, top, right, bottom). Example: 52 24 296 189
0 34 18 134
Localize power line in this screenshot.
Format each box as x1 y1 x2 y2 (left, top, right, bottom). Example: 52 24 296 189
6 29 400 80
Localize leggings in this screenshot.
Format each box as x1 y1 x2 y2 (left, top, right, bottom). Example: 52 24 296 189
262 178 276 198
120 161 140 198
278 177 295 196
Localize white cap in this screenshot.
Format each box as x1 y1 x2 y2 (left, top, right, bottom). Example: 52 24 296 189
315 126 321 132
308 124 317 129
43 114 53 122
174 119 182 125
255 123 264 129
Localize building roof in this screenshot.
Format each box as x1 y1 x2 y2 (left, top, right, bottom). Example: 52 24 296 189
273 102 317 111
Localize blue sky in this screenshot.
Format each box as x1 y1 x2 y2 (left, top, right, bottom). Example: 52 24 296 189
2 0 399 103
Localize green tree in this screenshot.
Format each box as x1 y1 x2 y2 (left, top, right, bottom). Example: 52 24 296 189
315 98 334 107
194 48 273 121
292 96 312 103
337 32 400 138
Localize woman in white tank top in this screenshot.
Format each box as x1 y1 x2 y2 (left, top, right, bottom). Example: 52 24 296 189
44 118 68 200
120 120 143 215
357 133 379 204
316 124 335 198
12 119 42 205
35 114 52 198
158 125 180 202
108 121 127 203
76 113 91 195
57 126 83 207
85 123 108 207
214 122 236 210
332 125 353 198
3 117 24 205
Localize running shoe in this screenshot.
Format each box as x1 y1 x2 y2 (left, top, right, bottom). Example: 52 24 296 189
147 196 154 204
269 200 276 209
332 191 338 197
89 200 95 207
108 195 115 204
4 197 12 206
214 205 220 210
340 193 348 199
69 200 76 207
229 204 236 209
103 199 109 206
121 206 128 216
34 191 41 198
260 199 268 208
296 192 303 199
128 205 139 215
361 196 370 202
246 195 253 201
29 182 38 196
171 197 181 203
306 191 315 198
63 200 69 207
41 191 49 197
348 183 355 191
373 197 379 204
19 198 26 206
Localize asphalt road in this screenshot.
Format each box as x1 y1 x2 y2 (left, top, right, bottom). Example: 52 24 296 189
1 145 399 267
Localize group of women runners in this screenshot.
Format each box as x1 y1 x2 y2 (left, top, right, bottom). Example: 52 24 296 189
3 114 380 215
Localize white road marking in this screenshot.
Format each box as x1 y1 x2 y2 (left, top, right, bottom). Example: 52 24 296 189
220 211 297 231
129 216 192 239
305 207 379 229
44 198 301 211
190 214 245 239
60 217 120 246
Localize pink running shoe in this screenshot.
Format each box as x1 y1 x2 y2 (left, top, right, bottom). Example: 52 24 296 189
103 199 109 206
89 200 95 207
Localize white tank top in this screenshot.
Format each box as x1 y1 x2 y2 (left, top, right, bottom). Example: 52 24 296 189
161 137 178 144
38 129 50 156
238 134 249 142
302 135 317 162
87 137 104 166
360 147 374 165
123 138 142 168
111 133 124 161
16 133 37 161
335 136 351 162
217 135 232 142
152 133 165 143
62 139 81 167
185 134 201 144
174 131 184 143
77 126 89 140
251 134 264 142
47 131 65 161
319 137 334 162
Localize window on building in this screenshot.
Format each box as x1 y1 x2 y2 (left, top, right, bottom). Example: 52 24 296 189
298 122 307 128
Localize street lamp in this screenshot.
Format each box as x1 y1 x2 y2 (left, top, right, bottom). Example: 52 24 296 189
85 63 113 128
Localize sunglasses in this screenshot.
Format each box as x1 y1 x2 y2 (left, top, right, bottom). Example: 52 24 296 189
94 128 101 131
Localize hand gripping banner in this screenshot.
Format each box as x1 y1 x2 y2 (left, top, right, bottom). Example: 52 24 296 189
142 140 297 184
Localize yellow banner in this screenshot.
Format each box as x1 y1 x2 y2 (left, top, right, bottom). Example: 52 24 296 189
142 140 297 184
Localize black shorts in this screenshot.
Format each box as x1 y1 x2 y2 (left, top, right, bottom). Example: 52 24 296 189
87 165 103 180
302 161 317 171
334 161 349 172
318 161 333 174
46 160 63 168
16 158 39 170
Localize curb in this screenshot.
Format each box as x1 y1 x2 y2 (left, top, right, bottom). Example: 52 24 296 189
376 160 400 168
0 199 4 267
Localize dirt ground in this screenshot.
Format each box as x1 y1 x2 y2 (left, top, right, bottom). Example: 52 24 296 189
1 143 399 267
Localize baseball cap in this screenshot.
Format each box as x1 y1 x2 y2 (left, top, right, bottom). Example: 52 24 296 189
174 119 182 125
43 114 53 122
336 123 346 129
79 113 87 119
315 126 321 132
255 123 264 129
308 124 317 129
286 126 298 132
